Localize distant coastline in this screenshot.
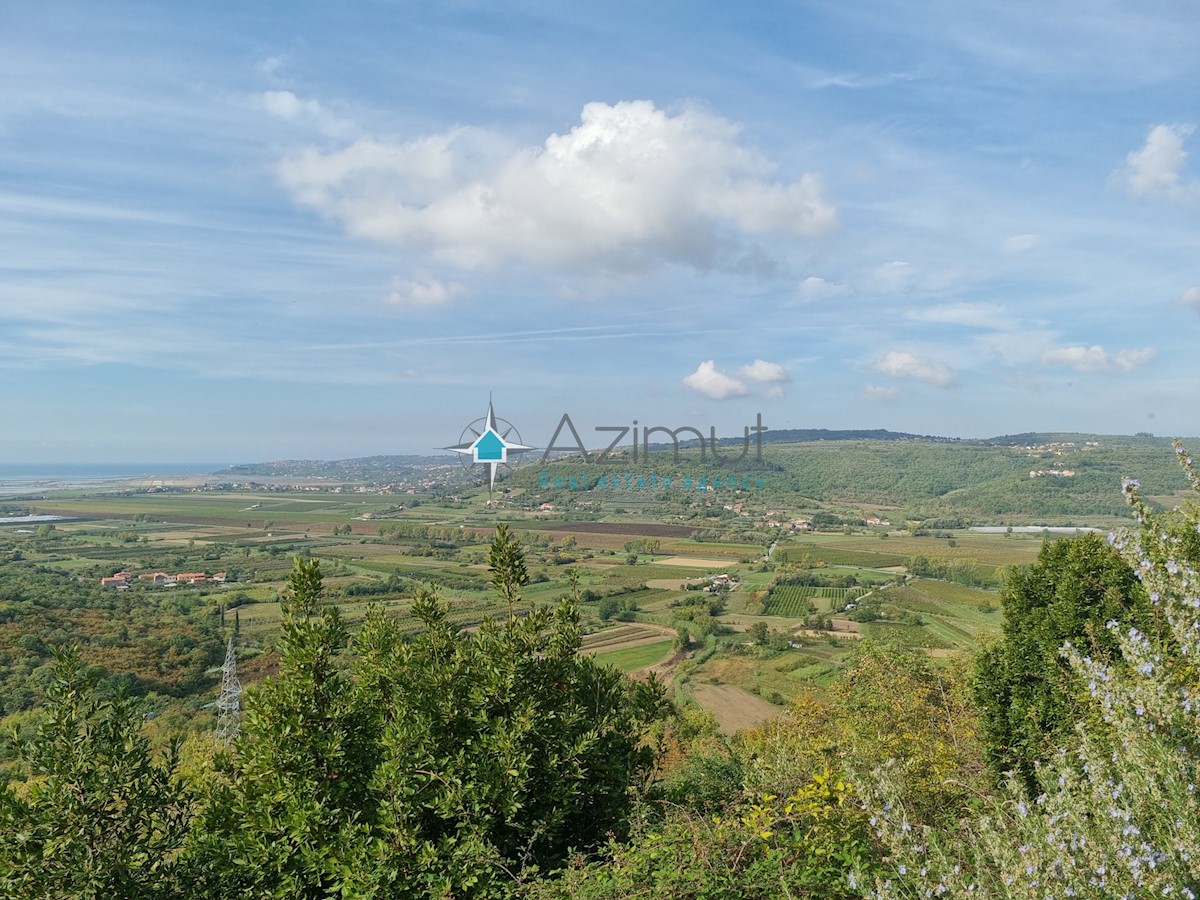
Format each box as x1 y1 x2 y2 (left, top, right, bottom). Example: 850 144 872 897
0 463 228 496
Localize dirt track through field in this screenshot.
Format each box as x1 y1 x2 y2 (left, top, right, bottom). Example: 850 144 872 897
690 684 782 735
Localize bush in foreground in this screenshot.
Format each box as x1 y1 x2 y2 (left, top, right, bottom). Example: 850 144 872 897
866 441 1200 898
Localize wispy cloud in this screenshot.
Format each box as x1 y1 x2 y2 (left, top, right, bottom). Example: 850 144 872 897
1003 233 1038 253
870 350 955 388
1042 344 1156 374
385 277 466 307
869 260 916 293
797 275 848 302
863 383 900 400
259 90 358 139
907 302 1010 330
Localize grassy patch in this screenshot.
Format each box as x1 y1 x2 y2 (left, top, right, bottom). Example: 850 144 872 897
592 640 674 673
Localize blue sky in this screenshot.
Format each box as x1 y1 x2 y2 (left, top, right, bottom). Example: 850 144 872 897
2 0 1199 463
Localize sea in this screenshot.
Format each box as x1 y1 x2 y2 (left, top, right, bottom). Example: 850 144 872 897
0 463 229 497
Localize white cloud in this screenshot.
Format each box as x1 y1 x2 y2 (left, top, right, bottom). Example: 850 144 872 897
1041 344 1156 374
681 358 790 399
277 100 836 274
682 360 750 400
870 350 955 388
1003 233 1038 253
863 383 900 401
797 275 847 301
260 90 357 139
738 359 790 383
1117 124 1197 200
1182 286 1200 310
386 278 466 307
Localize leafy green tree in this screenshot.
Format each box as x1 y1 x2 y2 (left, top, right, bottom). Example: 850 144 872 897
488 523 529 616
868 444 1200 898
0 649 191 899
973 533 1148 786
187 543 666 897
282 555 325 617
186 586 372 897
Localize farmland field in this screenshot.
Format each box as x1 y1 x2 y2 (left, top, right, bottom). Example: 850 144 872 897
531 522 700 538
0 472 1045 746
689 683 783 735
763 585 818 617
591 640 674 673
654 556 739 568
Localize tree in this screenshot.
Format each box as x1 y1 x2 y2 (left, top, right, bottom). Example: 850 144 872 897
973 533 1148 786
0 649 191 898
185 571 369 899
186 582 666 897
868 444 1200 898
281 555 324 617
488 523 528 617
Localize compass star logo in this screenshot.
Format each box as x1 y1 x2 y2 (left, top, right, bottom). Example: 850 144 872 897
444 398 535 493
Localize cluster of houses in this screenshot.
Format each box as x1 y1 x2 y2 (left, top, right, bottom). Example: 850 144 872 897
100 570 226 589
1029 469 1077 478
1019 440 1099 456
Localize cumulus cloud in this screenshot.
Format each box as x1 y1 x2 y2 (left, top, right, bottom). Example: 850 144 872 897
682 361 750 400
1042 344 1156 374
797 275 847 302
1117 124 1197 200
682 358 790 400
870 350 955 388
738 359 790 384
863 384 900 401
386 278 466 307
1182 286 1200 311
277 100 836 274
260 90 357 139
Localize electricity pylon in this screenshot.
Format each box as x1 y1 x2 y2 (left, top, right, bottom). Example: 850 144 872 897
215 635 242 745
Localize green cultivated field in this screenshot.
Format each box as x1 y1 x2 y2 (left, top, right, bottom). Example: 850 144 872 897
592 640 674 673
0 471 1063 732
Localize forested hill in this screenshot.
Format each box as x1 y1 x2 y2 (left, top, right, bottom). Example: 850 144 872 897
222 456 462 479
512 434 1200 522
760 428 957 444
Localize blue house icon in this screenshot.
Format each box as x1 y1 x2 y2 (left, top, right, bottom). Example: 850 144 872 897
472 429 506 463
444 398 536 493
